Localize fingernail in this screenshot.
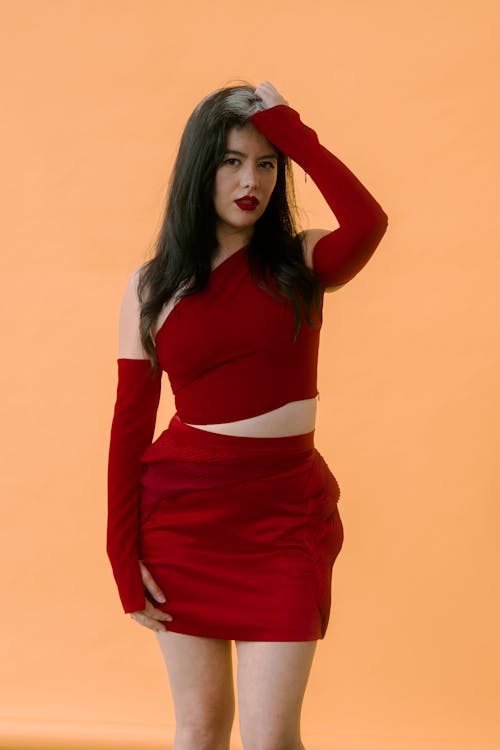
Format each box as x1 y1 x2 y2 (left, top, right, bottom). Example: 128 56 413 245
157 595 166 603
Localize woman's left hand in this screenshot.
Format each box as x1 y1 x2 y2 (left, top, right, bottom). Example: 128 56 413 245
255 81 289 109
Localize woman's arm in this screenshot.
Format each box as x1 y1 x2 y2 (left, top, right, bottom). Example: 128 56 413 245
106 270 162 614
251 87 388 290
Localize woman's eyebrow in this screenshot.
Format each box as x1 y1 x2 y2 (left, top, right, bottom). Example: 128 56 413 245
224 149 278 159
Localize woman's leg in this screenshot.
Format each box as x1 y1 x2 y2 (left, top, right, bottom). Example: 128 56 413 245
235 639 318 750
156 631 235 750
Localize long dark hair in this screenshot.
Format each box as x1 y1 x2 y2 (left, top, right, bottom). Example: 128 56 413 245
138 82 322 370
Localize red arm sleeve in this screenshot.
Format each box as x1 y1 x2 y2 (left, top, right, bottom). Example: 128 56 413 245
250 104 388 288
107 358 162 613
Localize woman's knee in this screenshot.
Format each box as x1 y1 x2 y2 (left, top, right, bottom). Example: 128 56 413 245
170 679 235 749
239 697 304 749
174 722 234 750
240 735 305 750
239 711 304 749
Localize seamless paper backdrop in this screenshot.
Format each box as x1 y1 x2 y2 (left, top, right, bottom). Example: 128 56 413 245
0 1 499 749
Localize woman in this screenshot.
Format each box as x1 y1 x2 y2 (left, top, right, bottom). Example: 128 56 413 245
107 80 388 750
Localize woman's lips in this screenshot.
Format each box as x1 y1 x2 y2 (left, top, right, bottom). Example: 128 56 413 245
235 198 259 211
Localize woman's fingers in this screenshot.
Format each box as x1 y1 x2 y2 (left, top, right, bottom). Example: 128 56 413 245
133 562 174 631
255 81 289 108
130 601 173 632
139 560 166 603
130 610 168 632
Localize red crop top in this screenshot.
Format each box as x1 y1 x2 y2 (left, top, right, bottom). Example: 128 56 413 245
107 104 388 613
154 244 322 424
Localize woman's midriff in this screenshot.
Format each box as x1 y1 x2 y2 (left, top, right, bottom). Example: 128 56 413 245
183 396 318 438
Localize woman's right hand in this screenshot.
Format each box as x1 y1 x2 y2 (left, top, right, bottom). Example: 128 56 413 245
130 561 174 632
254 81 289 109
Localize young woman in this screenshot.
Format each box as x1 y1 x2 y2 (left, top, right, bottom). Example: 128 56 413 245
107 80 388 750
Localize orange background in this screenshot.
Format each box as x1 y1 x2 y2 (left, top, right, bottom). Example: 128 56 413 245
1 1 499 749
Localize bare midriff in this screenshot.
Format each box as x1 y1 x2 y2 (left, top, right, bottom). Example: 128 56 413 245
184 396 318 438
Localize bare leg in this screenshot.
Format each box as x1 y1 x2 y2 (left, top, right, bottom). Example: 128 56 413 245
156 631 235 750
235 639 317 750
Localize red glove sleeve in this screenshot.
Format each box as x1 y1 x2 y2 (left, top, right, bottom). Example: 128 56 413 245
250 104 388 288
107 358 162 613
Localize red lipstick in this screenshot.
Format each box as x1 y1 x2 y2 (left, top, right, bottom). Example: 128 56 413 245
235 195 259 211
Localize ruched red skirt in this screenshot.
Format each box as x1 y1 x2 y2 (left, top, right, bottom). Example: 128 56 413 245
138 414 344 641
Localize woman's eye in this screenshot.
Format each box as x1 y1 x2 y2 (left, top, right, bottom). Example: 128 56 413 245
223 158 239 166
259 161 275 169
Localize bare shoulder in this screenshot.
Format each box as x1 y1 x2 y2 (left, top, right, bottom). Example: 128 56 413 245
297 229 346 293
119 265 144 325
117 265 148 359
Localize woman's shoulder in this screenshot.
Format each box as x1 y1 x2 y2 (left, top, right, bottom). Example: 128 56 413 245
124 262 148 296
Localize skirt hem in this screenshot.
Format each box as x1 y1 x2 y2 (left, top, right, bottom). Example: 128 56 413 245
156 620 324 642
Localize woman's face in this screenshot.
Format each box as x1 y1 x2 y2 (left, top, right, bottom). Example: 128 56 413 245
213 123 278 241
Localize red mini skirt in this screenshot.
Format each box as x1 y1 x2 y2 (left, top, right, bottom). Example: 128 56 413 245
138 414 344 641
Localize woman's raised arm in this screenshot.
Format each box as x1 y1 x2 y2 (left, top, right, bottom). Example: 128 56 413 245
251 85 388 289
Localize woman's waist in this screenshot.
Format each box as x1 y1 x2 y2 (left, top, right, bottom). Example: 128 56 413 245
141 402 317 468
182 397 318 438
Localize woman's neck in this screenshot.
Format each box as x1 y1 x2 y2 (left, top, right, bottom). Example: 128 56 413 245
215 228 253 256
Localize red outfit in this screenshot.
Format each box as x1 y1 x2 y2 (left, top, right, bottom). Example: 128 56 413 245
107 104 388 637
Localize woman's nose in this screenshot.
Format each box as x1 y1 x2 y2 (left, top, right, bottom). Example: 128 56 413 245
241 164 259 189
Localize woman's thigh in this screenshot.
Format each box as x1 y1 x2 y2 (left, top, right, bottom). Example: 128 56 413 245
235 639 318 749
156 631 235 736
